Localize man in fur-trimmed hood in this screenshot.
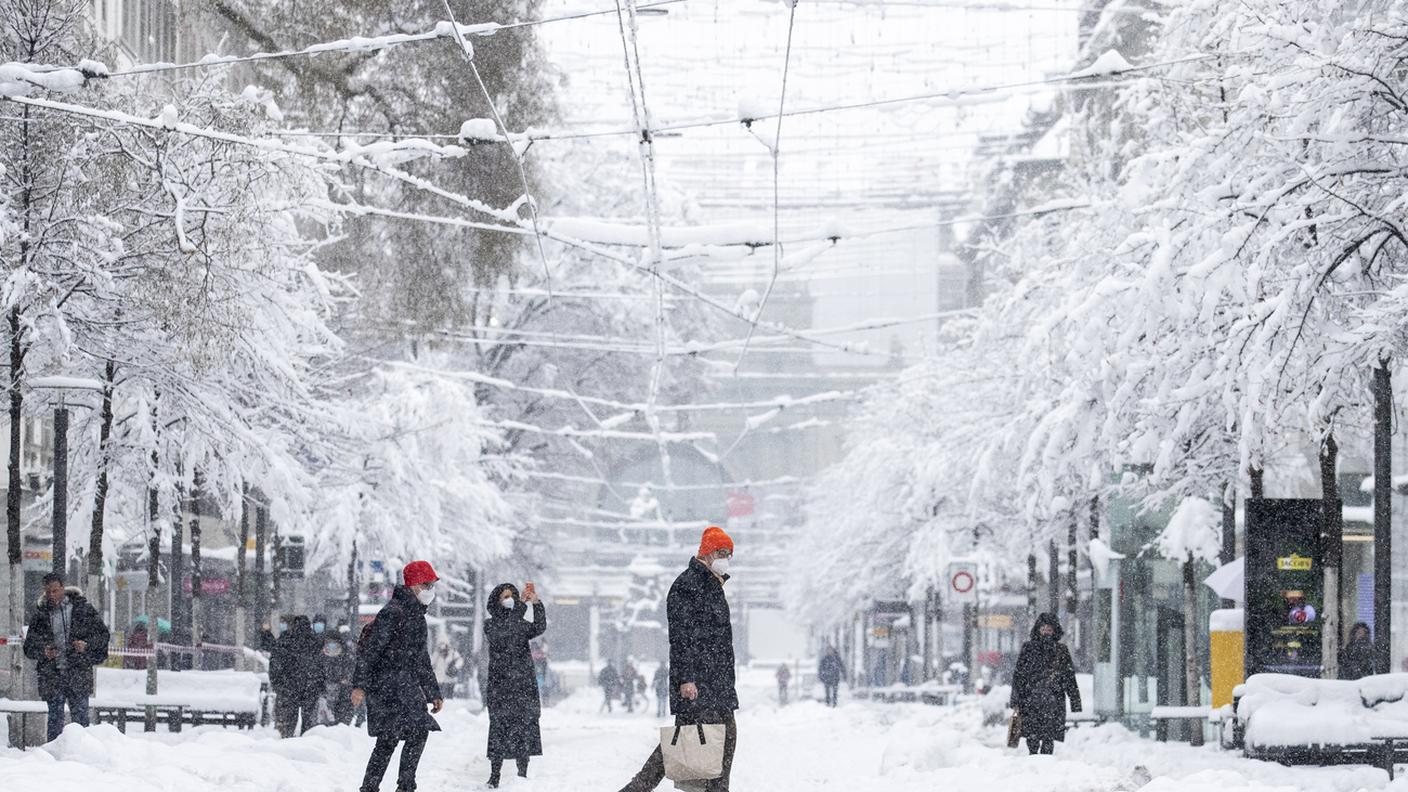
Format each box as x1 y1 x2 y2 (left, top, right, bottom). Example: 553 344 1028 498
24 572 110 742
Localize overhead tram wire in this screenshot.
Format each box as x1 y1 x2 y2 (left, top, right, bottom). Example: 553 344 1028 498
440 0 555 294
94 0 687 78
735 0 800 373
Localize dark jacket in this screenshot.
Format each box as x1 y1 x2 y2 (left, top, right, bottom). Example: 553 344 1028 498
1011 613 1081 741
1340 623 1376 681
483 583 546 759
818 651 845 686
270 617 325 699
23 589 110 699
353 586 441 738
653 663 669 696
599 664 620 693
667 557 738 716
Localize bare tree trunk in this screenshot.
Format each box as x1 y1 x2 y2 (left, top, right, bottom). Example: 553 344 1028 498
1183 554 1203 746
190 471 203 653
254 501 269 636
6 307 24 699
145 430 162 726
1249 466 1265 499
1373 361 1393 673
1047 538 1060 614
1027 551 1038 616
1221 482 1237 609
1321 432 1341 679
85 360 116 606
234 485 249 671
1066 512 1079 615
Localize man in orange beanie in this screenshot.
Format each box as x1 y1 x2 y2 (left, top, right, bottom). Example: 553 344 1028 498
616 526 738 792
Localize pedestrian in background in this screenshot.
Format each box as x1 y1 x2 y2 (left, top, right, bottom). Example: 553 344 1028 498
271 615 325 737
483 581 548 788
599 661 620 713
1009 612 1081 756
24 573 110 742
616 526 739 792
353 561 444 792
776 662 792 706
623 658 639 713
652 663 669 718
818 645 845 708
1340 622 1376 680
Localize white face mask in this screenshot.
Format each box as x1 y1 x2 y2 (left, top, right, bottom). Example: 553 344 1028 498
501 597 516 609
417 588 436 606
712 557 731 576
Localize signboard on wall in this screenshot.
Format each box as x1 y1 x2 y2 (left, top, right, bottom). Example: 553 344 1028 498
1245 499 1323 677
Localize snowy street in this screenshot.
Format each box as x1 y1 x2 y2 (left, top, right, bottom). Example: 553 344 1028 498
0 680 1393 792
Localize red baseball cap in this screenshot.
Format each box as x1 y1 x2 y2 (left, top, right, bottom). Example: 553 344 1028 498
403 560 439 587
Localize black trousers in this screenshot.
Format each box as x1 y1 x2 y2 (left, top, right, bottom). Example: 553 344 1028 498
824 684 839 707
275 694 318 737
361 731 429 792
1026 738 1054 755
618 712 736 792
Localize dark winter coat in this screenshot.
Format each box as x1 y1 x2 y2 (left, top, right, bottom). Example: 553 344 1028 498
353 586 441 738
653 664 669 696
23 589 110 699
818 651 845 686
1340 623 1376 681
1011 613 1081 742
599 664 620 694
270 617 326 700
667 557 738 716
483 583 546 759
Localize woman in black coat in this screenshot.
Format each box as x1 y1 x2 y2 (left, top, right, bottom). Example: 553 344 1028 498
484 582 547 788
1010 612 1081 755
270 616 326 737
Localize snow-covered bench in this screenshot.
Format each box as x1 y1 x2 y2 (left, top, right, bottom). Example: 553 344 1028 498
1233 673 1408 768
0 698 50 749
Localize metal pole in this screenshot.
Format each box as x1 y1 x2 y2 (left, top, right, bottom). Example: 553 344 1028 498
51 406 67 575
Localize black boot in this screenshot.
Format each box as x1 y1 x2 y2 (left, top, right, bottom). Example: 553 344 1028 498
516 758 529 778
488 759 502 789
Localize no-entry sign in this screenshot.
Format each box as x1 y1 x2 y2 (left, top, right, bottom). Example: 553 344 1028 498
948 562 978 604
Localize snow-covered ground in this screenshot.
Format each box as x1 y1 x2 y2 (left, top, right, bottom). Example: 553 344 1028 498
0 678 1397 792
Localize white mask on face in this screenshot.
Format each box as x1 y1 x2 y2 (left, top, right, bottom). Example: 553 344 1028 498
417 588 436 606
501 597 516 609
712 557 731 576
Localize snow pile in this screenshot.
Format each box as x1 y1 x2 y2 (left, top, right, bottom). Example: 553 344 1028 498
1069 49 1134 79
1087 537 1125 579
1237 673 1408 750
1155 496 1222 563
0 62 91 97
459 117 501 143
1210 608 1244 632
93 668 264 713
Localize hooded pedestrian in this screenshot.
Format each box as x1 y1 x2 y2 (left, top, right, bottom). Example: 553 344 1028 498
271 615 326 736
1340 622 1376 680
352 560 444 792
818 645 845 708
652 663 669 718
24 573 110 742
617 526 739 792
483 581 547 788
321 627 357 724
1009 613 1081 755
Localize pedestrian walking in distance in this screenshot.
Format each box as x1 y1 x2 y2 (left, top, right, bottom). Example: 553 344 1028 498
652 663 669 718
24 573 110 742
1009 612 1081 755
818 645 845 708
1340 622 1376 681
617 526 739 792
776 662 792 706
484 581 548 788
353 560 444 792
271 615 325 737
599 661 621 713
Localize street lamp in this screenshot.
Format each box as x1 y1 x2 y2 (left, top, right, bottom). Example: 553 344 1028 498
28 376 104 577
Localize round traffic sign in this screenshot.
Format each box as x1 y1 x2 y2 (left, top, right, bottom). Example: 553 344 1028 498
951 570 975 594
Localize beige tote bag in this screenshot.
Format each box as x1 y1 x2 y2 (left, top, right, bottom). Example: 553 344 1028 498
660 720 727 783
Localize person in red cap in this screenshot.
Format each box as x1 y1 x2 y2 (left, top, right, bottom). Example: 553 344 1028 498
352 560 444 792
617 526 738 792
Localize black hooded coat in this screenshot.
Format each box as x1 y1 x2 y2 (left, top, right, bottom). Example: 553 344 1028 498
483 583 546 759
1010 613 1081 741
353 585 441 738
1340 622 1376 681
23 588 110 699
270 617 325 700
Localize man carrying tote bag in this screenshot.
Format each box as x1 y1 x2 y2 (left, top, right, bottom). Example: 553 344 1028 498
616 527 739 792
